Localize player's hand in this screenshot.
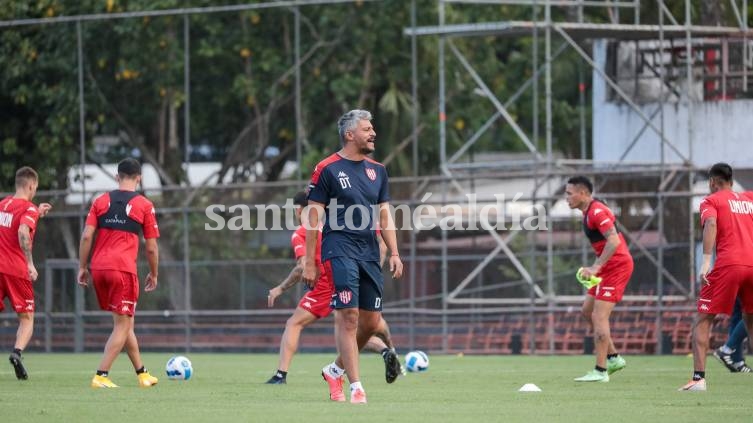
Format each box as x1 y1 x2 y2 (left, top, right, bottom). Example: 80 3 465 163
77 268 90 287
699 259 711 285
302 260 319 289
37 203 52 218
389 255 403 279
145 272 158 292
27 263 38 282
268 286 283 308
579 265 600 279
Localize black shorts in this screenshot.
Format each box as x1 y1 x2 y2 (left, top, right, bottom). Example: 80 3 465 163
324 256 383 311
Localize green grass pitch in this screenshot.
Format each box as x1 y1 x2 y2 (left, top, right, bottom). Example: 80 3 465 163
0 353 749 422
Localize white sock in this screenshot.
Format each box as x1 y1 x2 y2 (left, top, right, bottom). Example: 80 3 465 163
324 362 345 378
720 345 735 354
350 381 363 392
734 360 745 368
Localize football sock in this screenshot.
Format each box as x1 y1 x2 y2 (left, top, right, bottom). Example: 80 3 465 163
12 348 22 356
380 348 390 357
595 365 607 373
733 361 745 368
96 370 109 377
607 353 618 360
350 381 363 392
720 345 734 354
273 370 287 379
692 371 705 381
135 366 147 375
328 362 345 378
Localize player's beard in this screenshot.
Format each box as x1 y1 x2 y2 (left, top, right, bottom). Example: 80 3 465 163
360 140 375 154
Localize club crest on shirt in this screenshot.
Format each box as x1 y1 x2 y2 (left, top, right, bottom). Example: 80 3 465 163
338 289 353 305
365 168 377 181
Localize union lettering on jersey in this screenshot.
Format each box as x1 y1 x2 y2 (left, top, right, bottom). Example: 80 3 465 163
728 198 753 214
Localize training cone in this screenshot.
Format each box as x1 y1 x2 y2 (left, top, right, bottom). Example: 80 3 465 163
518 383 542 392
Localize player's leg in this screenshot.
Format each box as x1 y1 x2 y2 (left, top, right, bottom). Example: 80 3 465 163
736 269 753 372
321 258 359 402
123 316 158 387
6 275 35 380
267 307 318 384
336 308 361 383
363 335 388 352
374 316 395 350
9 312 33 380
90 312 131 388
582 295 617 353
714 299 748 371
692 313 715 373
368 317 403 383
680 266 739 391
89 270 128 388
592 299 615 369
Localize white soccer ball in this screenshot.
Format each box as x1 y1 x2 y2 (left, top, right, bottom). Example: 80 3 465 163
404 350 429 372
165 355 193 380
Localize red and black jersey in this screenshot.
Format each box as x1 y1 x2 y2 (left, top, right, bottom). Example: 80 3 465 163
86 190 159 275
582 199 631 262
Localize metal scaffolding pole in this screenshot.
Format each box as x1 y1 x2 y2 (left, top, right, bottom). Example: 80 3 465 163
409 0 419 350
182 15 193 352
438 0 449 353
544 0 555 354
656 0 666 355
685 0 695 299
294 7 303 181
75 19 86 354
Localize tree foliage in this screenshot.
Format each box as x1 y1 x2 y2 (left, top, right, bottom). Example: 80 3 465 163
1 0 749 192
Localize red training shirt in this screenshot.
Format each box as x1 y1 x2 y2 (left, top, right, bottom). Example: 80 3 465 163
86 191 160 275
582 199 632 263
0 197 40 279
700 190 753 269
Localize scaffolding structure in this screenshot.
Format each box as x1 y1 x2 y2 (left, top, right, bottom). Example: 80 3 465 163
404 0 753 352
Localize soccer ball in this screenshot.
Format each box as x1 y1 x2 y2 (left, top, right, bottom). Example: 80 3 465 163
165 355 193 380
404 350 429 372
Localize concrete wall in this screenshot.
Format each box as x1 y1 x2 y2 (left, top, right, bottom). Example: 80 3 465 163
592 40 753 167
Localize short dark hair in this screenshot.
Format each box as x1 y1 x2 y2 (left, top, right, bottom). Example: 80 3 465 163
293 191 308 207
117 158 142 178
15 166 38 189
567 175 593 194
709 162 733 183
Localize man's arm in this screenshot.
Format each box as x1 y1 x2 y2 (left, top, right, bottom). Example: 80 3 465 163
268 257 305 307
580 225 620 279
77 225 96 286
379 202 403 279
377 231 387 267
301 201 324 287
144 238 159 292
593 226 620 268
18 224 37 281
700 217 717 284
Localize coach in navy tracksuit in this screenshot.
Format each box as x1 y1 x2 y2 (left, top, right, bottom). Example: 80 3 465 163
303 109 403 404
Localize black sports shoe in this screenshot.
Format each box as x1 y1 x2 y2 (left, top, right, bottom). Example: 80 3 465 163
382 349 401 384
733 362 753 373
713 347 738 372
9 352 28 380
265 371 287 384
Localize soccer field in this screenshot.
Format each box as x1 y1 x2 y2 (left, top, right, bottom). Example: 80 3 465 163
0 353 748 423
